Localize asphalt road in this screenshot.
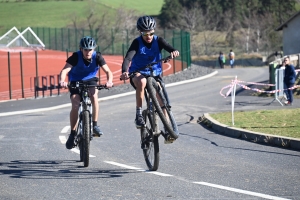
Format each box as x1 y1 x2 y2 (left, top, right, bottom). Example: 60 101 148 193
0 67 299 200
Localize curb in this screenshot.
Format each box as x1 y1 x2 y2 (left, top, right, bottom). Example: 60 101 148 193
199 113 300 151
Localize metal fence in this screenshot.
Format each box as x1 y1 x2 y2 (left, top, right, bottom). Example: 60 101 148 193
0 27 191 100
19 27 191 69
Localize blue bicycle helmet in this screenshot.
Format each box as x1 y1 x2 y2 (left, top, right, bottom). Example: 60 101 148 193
137 16 156 31
79 36 97 49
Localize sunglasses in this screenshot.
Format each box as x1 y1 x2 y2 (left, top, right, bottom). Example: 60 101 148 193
141 32 155 37
83 48 93 51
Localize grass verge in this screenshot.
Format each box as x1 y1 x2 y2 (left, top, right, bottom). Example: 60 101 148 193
210 109 300 139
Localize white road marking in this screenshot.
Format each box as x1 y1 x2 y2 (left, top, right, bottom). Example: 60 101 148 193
104 160 290 198
194 182 291 200
104 161 173 177
147 171 173 177
166 71 218 87
61 126 70 133
70 148 95 157
59 136 67 143
59 135 95 158
0 71 218 117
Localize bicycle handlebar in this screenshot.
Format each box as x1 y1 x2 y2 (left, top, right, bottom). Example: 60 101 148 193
130 56 172 75
69 82 108 90
120 56 172 80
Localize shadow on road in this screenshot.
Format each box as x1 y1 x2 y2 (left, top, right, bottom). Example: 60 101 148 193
0 160 135 179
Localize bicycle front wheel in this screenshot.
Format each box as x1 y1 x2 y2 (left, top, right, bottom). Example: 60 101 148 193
146 77 179 140
81 110 90 167
141 110 159 171
76 120 83 162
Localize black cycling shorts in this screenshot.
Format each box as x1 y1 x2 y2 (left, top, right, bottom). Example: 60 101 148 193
68 77 98 97
130 74 163 89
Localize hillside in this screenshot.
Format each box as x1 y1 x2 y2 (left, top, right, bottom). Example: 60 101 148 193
0 0 164 35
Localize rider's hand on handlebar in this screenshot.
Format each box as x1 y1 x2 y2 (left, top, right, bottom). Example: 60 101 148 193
60 81 68 89
170 50 180 59
120 72 129 80
105 81 113 88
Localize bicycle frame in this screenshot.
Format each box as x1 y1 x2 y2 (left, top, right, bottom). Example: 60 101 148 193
132 56 179 171
69 81 106 167
77 82 93 140
143 88 159 135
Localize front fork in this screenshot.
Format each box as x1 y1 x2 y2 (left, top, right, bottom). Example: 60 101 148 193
75 101 93 146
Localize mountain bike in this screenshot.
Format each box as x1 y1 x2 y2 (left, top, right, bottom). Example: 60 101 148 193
128 56 179 171
69 81 107 167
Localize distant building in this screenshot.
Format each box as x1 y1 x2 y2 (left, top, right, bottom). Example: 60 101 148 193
276 11 300 56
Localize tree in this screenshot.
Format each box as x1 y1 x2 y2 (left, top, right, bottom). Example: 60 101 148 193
158 0 182 28
159 0 297 55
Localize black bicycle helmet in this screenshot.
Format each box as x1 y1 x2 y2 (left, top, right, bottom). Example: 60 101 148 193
137 16 156 31
79 36 97 49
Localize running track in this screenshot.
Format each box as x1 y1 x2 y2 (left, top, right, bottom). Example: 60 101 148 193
0 50 182 101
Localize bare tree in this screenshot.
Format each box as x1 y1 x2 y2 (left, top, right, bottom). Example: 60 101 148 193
113 5 139 48
238 9 276 54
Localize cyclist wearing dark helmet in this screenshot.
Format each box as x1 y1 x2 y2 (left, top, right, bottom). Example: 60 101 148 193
59 36 114 149
120 16 179 143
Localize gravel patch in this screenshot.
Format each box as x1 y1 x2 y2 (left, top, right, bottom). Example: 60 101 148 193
99 64 215 96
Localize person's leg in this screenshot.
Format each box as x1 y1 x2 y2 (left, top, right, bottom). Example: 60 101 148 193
230 59 234 68
90 87 98 122
132 74 147 128
283 82 288 101
90 88 102 136
66 94 81 149
132 74 146 107
219 61 224 69
70 94 81 130
287 83 294 104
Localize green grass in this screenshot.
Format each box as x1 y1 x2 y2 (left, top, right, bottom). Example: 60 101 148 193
0 0 164 34
96 0 164 15
210 109 300 139
0 2 91 28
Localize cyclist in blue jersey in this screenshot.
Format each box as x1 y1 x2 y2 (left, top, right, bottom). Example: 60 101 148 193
59 36 114 149
120 16 179 133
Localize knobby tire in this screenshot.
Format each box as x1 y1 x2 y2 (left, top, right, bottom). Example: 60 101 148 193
77 120 83 162
81 110 90 167
146 77 179 139
142 110 159 171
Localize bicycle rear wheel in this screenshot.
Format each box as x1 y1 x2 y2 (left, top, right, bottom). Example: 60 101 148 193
146 77 179 140
141 110 159 171
81 110 90 167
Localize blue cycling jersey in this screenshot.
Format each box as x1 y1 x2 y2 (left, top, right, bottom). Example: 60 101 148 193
129 35 162 76
68 51 99 81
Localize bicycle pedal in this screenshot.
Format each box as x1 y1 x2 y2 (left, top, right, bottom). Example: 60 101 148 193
164 139 175 144
164 135 175 144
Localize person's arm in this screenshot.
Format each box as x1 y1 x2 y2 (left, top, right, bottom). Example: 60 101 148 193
120 39 139 80
96 52 113 88
101 64 113 88
122 39 139 73
59 52 78 88
59 63 72 88
158 37 179 58
291 65 297 81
